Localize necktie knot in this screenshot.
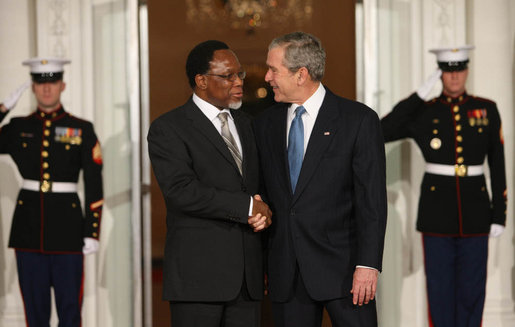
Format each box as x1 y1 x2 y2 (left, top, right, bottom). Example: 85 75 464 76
295 106 306 119
218 112 229 124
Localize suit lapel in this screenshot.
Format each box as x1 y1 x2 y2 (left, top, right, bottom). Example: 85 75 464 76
232 109 250 180
268 104 293 196
185 99 241 175
293 91 340 203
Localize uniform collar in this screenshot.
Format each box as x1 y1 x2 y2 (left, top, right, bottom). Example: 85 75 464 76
36 105 66 120
439 91 468 104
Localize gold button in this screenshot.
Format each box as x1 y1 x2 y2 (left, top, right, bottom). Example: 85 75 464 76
72 203 77 208
40 180 50 193
43 140 49 147
18 200 23 205
447 97 452 102
459 96 463 101
432 119 439 124
455 114 461 121
93 212 99 218
453 105 459 112
44 130 50 136
65 144 70 150
92 232 98 237
457 147 463 153
456 125 462 131
42 162 49 169
456 135 463 142
40 112 45 117
457 157 464 164
42 151 48 158
93 223 98 227
481 186 486 191
430 186 436 191
45 120 51 127
433 129 438 134
22 142 27 148
478 128 483 133
43 172 50 179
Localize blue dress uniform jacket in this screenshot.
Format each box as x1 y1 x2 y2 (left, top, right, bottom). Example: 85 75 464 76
0 107 103 253
382 92 507 236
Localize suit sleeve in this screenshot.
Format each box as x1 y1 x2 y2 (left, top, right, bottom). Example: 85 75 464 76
486 104 507 226
148 118 250 224
381 92 425 142
352 108 387 271
81 122 104 239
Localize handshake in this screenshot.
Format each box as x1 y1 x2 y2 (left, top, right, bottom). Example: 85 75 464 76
248 194 272 232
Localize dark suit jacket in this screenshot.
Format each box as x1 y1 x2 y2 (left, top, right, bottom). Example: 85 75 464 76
254 87 387 302
148 98 263 302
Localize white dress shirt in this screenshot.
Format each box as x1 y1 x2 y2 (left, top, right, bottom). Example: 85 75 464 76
192 93 253 216
193 93 243 156
286 83 326 153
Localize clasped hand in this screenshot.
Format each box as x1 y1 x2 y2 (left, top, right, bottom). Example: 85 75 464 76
248 194 272 232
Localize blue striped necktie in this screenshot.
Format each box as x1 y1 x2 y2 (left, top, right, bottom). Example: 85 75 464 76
288 106 306 191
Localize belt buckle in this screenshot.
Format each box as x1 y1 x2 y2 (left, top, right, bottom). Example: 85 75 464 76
455 164 467 177
40 180 52 193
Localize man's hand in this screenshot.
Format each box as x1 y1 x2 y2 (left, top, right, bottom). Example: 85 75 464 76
350 267 378 306
2 80 31 111
416 69 442 100
249 194 272 232
489 223 505 238
83 237 100 255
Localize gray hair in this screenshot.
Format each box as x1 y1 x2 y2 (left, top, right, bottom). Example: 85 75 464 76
269 31 326 81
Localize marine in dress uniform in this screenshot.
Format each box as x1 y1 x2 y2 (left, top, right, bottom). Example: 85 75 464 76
381 46 507 327
0 58 103 327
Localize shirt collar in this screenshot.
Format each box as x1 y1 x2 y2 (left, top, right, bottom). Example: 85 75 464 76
289 83 326 118
192 93 232 122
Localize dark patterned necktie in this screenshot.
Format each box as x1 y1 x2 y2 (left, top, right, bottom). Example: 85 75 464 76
218 112 242 175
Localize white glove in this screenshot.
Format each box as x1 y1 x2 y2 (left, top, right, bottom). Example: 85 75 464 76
2 80 31 110
82 237 100 255
489 224 505 238
416 69 442 100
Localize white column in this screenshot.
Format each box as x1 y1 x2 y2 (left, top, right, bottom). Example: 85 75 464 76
0 1 35 326
467 0 515 325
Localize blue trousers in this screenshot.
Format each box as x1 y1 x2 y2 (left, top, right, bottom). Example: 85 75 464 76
15 251 84 327
422 235 488 327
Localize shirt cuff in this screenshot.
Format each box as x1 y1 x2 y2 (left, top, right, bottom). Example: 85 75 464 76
248 196 253 216
356 265 378 272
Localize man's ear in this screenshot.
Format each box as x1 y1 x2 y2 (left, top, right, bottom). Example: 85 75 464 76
297 67 309 85
195 74 207 90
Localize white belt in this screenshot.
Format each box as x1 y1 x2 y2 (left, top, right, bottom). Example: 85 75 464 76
425 163 484 177
22 179 78 193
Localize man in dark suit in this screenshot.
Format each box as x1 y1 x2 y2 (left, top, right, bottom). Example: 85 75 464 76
147 40 272 327
254 32 387 327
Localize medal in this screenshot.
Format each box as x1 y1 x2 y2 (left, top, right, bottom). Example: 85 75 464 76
430 138 441 150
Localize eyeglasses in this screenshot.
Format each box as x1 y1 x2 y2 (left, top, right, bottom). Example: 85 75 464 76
205 71 246 81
